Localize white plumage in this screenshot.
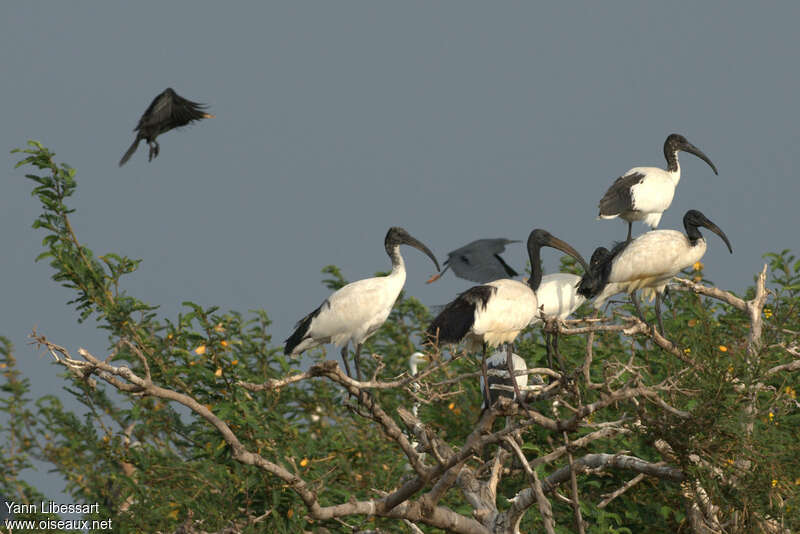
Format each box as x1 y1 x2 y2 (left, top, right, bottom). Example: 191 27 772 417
481 350 528 408
598 134 718 241
285 227 439 379
532 273 586 324
593 230 704 307
428 229 588 354
587 210 732 332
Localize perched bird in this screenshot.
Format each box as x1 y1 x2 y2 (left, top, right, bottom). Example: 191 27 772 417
481 350 531 409
426 238 520 284
598 134 718 241
119 88 214 166
579 209 733 333
285 227 440 380
427 229 588 405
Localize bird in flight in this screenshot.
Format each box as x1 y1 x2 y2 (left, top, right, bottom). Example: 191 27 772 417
119 88 214 166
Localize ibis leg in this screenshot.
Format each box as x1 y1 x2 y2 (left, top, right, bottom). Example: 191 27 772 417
340 346 353 378
545 331 554 370
626 221 633 242
480 343 491 409
506 342 527 408
630 292 647 323
654 293 665 335
354 343 363 382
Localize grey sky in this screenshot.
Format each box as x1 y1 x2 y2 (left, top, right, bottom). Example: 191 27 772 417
2 3 799 498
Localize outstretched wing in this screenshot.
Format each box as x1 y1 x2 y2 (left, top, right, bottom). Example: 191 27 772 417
446 239 520 283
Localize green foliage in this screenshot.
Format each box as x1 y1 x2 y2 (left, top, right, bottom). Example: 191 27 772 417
2 142 799 532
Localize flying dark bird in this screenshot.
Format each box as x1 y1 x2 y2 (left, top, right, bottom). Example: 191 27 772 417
119 88 214 166
426 238 520 284
598 134 718 241
580 209 732 333
284 227 440 380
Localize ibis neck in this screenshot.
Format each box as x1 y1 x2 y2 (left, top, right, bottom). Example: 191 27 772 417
389 245 406 276
527 245 543 291
665 149 681 175
684 224 704 247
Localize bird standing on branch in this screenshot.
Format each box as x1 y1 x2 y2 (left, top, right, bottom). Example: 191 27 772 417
119 88 214 166
598 134 718 241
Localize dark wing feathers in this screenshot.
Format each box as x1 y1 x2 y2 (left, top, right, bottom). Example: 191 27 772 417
598 172 645 216
577 241 629 298
446 239 520 283
427 285 496 344
135 88 210 135
284 302 326 355
493 254 519 277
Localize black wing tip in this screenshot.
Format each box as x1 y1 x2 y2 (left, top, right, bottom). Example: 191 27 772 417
426 286 494 344
284 304 323 355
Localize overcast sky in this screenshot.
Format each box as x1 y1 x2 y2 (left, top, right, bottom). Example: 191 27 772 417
2 2 799 499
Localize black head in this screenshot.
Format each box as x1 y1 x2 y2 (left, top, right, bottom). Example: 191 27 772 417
664 133 718 175
577 246 613 298
683 210 733 253
528 230 589 272
526 229 589 291
385 227 441 271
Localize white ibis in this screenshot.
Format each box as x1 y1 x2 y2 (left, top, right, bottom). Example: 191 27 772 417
580 209 733 333
481 350 529 409
285 227 440 380
426 238 520 284
598 134 718 241
120 88 215 166
427 229 588 404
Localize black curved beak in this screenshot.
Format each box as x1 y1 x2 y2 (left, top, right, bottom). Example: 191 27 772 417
543 235 590 273
403 235 441 272
703 221 733 254
683 143 718 175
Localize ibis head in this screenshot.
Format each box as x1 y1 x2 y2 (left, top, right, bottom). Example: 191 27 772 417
683 210 733 253
664 134 718 175
385 227 441 271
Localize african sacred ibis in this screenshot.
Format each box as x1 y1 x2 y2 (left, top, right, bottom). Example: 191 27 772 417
427 229 588 404
579 209 733 333
120 88 214 166
480 350 542 409
285 227 440 380
598 134 718 241
426 238 520 284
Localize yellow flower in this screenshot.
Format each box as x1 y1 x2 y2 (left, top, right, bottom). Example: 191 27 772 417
448 402 456 411
231 359 239 366
0 363 6 369
763 307 773 319
718 345 728 352
693 261 704 272
287 509 294 519
300 458 309 467
220 340 229 348
768 411 774 421
214 323 225 333
214 367 223 377
684 348 691 354
772 479 778 488
785 386 796 400
195 344 207 355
